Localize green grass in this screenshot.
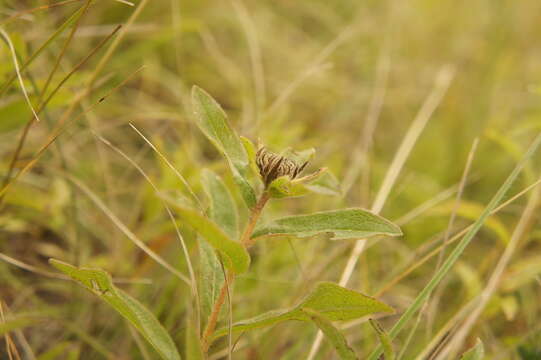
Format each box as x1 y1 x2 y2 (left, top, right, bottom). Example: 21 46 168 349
1 0 541 359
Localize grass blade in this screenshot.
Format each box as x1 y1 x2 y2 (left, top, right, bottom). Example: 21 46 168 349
367 133 541 360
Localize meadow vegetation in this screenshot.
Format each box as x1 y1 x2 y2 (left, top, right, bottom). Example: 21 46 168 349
1 0 541 359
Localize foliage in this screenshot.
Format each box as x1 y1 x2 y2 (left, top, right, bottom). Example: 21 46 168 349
1 0 541 358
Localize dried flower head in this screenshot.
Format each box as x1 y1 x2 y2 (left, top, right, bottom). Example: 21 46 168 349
256 146 309 186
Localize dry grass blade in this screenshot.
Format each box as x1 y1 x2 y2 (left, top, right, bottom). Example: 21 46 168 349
129 123 203 210
0 0 84 25
396 137 479 358
232 0 266 130
86 0 149 90
375 175 541 297
308 65 456 359
0 23 122 205
366 133 541 360
0 302 22 360
0 28 40 123
65 174 191 285
435 177 541 359
94 132 201 331
341 42 391 196
0 65 141 201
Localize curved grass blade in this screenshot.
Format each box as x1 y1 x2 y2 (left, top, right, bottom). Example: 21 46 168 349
0 6 85 96
252 208 402 240
49 259 181 360
367 133 541 360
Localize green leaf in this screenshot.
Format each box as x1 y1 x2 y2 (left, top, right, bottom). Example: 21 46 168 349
460 339 484 360
268 175 310 198
199 170 235 319
212 282 393 341
304 309 357 360
191 86 256 208
369 319 395 360
201 169 238 239
49 259 181 360
299 282 395 321
185 319 204 360
240 136 259 175
305 171 342 196
252 208 402 240
267 169 341 198
162 194 250 273
280 147 316 164
198 240 225 321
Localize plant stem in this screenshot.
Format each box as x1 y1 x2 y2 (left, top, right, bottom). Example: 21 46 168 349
241 191 270 248
201 191 270 353
201 269 233 353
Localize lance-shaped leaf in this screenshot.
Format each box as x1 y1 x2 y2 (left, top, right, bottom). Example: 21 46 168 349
252 209 402 240
49 259 181 360
198 240 225 320
201 169 238 239
191 86 256 208
199 170 234 318
300 282 395 320
305 309 357 360
162 194 250 274
369 319 395 360
212 282 393 341
460 339 484 360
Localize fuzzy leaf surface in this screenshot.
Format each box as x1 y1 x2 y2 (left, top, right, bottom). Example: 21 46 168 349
201 169 238 239
252 209 402 240
191 86 256 208
49 259 181 360
212 282 393 340
163 196 250 273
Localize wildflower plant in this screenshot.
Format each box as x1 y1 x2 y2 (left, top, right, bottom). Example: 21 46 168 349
50 86 404 359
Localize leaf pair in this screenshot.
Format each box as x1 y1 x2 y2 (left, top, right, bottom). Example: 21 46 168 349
163 187 402 276
211 282 394 359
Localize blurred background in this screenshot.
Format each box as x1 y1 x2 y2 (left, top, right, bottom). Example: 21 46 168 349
1 0 541 358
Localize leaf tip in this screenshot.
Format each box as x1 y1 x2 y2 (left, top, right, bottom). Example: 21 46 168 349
49 258 71 271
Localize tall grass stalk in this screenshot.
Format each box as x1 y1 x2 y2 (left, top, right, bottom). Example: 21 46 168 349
367 133 541 359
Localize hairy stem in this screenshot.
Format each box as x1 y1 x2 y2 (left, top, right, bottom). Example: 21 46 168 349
201 191 270 353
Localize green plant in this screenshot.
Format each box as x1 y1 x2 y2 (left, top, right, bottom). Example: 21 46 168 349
49 86 403 359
